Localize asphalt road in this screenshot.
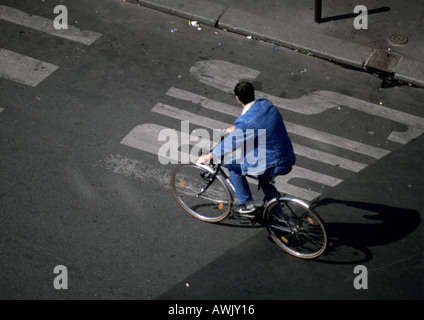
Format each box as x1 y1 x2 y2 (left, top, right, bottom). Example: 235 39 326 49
0 0 422 301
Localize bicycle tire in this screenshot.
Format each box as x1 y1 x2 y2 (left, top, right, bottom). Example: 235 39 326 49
170 164 232 223
265 198 328 259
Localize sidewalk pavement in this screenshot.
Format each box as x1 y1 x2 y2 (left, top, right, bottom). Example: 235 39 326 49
124 0 424 88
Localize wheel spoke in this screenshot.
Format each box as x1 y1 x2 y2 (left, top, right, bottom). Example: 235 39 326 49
266 199 327 259
171 164 232 222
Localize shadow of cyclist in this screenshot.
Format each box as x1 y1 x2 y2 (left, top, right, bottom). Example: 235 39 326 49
311 198 421 264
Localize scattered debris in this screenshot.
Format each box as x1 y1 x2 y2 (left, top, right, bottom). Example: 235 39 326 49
171 28 177 33
189 20 202 31
300 68 307 73
189 20 199 27
247 35 252 40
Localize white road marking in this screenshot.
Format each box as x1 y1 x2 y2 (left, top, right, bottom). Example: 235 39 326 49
167 86 240 117
190 60 338 115
0 5 103 86
315 90 424 144
0 5 102 45
120 123 338 201
292 143 367 172
0 48 59 87
190 60 424 144
190 59 260 94
151 103 228 130
120 123 211 164
287 122 389 159
167 86 386 161
117 60 423 201
130 102 346 200
156 96 389 159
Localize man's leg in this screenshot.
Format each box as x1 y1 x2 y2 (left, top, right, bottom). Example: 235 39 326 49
226 163 253 205
259 166 292 201
259 175 279 202
259 166 293 223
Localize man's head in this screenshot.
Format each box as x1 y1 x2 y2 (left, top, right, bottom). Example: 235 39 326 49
234 81 255 105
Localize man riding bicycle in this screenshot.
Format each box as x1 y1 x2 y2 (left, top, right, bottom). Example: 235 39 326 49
197 81 296 216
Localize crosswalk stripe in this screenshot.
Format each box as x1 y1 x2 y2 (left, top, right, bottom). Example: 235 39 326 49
0 5 102 45
120 123 210 164
0 48 59 87
156 96 390 159
190 60 424 144
167 86 240 117
190 60 338 115
167 87 368 171
151 103 348 181
152 103 229 130
121 121 365 174
120 122 341 201
286 122 389 159
315 90 424 144
190 59 261 97
117 59 424 201
167 86 389 160
292 143 366 172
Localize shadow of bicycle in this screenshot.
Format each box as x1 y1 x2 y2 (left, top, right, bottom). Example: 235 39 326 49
311 198 421 264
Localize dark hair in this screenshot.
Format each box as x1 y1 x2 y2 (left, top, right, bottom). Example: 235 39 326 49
234 82 255 105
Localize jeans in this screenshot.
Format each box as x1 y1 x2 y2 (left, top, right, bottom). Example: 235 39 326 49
226 163 292 204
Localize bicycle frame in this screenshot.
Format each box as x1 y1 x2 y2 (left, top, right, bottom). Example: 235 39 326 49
195 162 235 200
196 163 310 218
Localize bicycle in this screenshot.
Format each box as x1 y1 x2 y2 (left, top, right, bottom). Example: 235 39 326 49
170 160 328 259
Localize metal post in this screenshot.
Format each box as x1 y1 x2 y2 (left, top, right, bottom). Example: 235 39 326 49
314 0 322 23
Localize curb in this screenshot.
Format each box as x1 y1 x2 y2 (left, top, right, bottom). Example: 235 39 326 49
125 0 226 26
217 7 372 70
127 0 424 88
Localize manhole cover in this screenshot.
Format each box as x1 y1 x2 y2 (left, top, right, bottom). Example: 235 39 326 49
388 34 409 46
364 49 404 74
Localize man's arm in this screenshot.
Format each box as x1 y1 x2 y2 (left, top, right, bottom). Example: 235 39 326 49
197 126 236 164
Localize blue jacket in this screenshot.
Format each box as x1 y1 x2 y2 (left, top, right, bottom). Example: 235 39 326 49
212 98 296 175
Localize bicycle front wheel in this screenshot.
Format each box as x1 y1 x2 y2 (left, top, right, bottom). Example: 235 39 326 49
170 164 232 222
265 198 328 259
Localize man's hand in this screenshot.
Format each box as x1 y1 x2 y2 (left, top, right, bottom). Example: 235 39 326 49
197 152 213 164
226 125 236 134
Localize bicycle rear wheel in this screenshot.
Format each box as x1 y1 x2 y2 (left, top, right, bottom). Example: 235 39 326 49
265 198 327 259
170 164 232 222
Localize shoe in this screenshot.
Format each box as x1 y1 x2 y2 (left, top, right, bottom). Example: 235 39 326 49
232 204 257 218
